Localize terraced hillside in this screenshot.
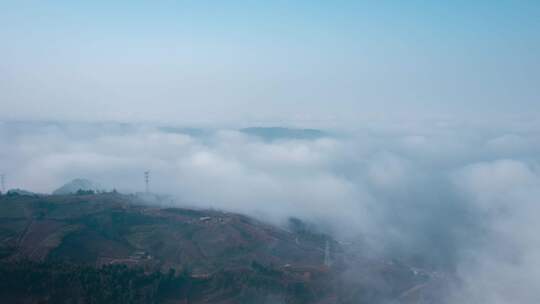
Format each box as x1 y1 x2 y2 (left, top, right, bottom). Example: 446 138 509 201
0 193 442 303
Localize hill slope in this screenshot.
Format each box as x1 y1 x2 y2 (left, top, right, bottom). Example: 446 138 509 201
0 193 443 303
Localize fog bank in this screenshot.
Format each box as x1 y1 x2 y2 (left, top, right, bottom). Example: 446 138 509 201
1 119 540 302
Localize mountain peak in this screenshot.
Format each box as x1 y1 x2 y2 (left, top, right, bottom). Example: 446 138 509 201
53 178 103 195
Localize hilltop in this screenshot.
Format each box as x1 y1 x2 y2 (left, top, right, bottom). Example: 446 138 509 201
52 178 103 195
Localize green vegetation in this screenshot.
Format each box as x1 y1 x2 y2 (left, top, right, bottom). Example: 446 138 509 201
76 189 96 195
0 193 427 303
0 261 193 304
0 260 325 304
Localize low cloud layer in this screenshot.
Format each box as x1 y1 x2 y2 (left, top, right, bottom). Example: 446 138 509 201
1 119 540 302
449 160 540 303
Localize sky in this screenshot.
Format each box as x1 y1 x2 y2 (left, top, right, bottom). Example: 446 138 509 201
1 1 539 125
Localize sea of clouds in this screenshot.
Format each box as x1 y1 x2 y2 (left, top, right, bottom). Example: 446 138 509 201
1 118 540 303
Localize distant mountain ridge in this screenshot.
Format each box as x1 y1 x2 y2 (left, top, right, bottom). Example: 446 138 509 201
240 127 326 141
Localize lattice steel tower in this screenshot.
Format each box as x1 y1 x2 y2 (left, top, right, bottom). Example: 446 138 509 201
324 240 332 267
144 171 150 193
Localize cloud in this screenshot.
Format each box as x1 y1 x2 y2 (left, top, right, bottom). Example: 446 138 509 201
1 120 540 302
450 160 540 303
453 160 539 208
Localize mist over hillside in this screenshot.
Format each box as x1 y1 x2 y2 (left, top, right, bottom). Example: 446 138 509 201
1 119 540 302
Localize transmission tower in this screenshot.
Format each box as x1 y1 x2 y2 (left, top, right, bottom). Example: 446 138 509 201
144 171 150 193
324 240 332 267
0 174 5 193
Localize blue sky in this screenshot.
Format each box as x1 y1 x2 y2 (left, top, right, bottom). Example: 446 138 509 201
1 1 539 124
